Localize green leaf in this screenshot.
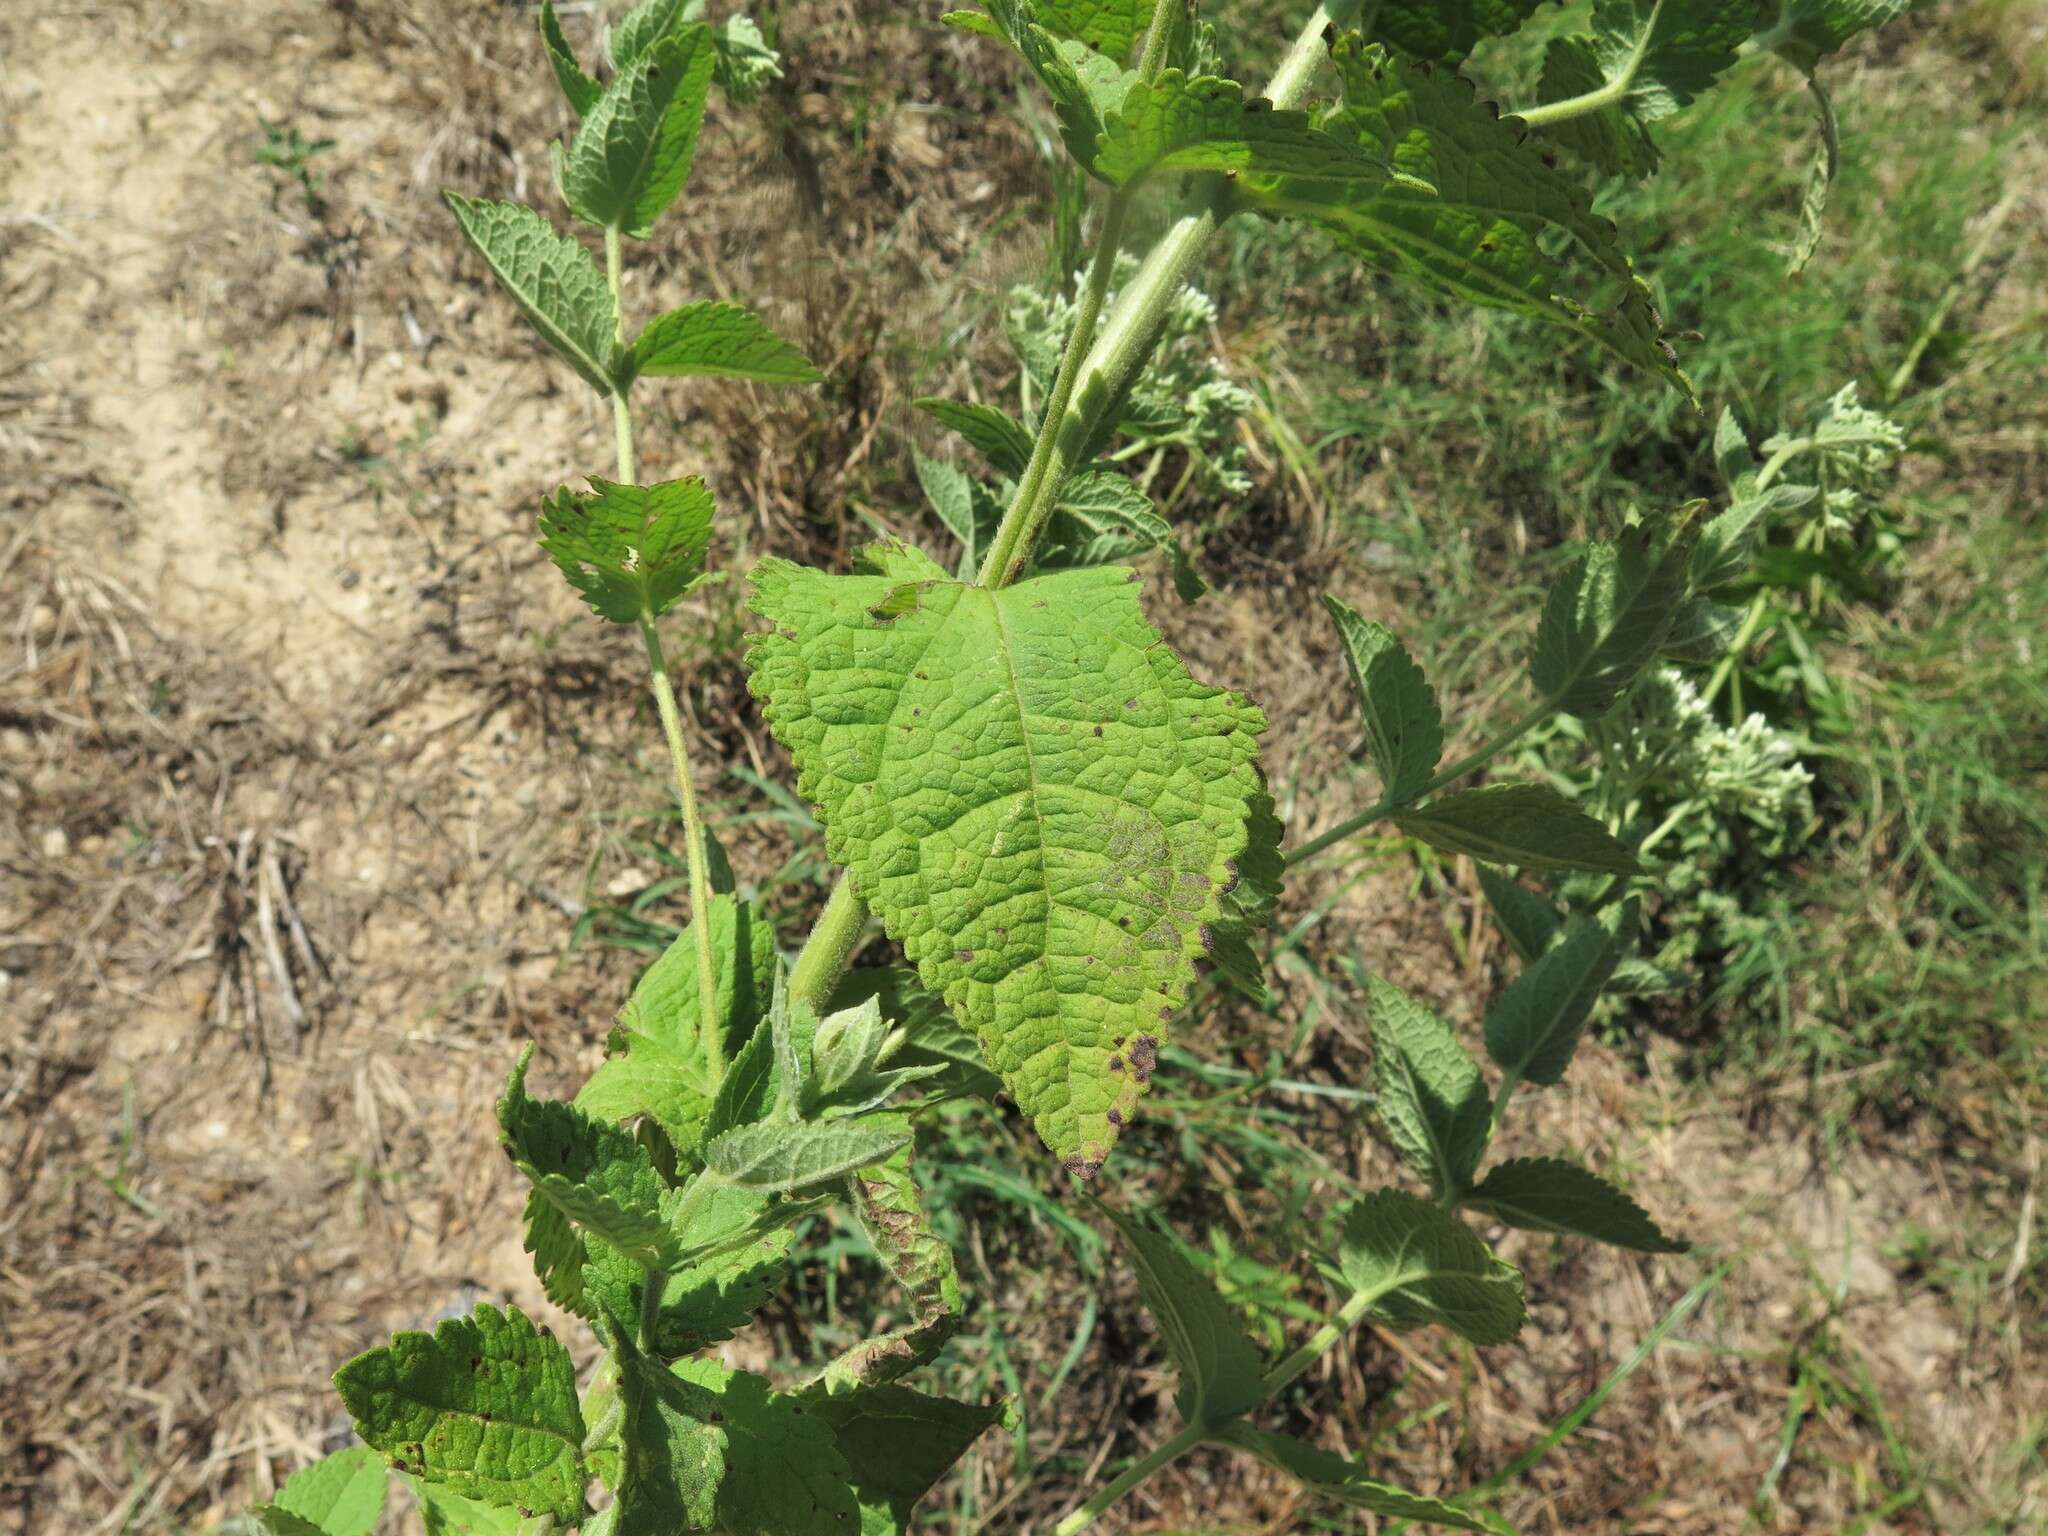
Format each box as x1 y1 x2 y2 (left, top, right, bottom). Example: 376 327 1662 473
809 1386 1005 1534
1535 36 1659 178
1788 72 1839 276
539 0 601 116
1761 0 1912 72
610 0 690 68
1032 0 1151 56
443 194 618 394
914 397 1034 478
1244 38 1689 396
1322 596 1442 802
1692 483 1813 590
705 1113 914 1191
748 550 1272 1168
1464 1156 1687 1253
1474 867 1562 963
1336 1189 1526 1346
563 25 717 237
835 968 1005 1103
914 451 1002 577
578 895 780 1153
629 300 821 384
1366 976 1489 1200
1369 0 1551 64
1052 470 1206 601
656 1357 862 1535
538 475 716 625
1659 597 1746 662
241 1508 328 1536
498 1046 677 1270
1210 1422 1493 1530
333 1304 586 1522
1395 783 1644 875
802 1147 965 1393
1093 70 1394 189
1530 515 1698 719
1570 0 1767 125
1483 912 1627 1086
407 1480 522 1536
1104 1207 1267 1423
582 1181 795 1356
708 13 783 102
273 1447 386 1536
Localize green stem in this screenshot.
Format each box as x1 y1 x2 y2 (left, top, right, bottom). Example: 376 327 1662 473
785 0 1366 1038
1261 1278 1386 1399
1489 1064 1524 1135
641 616 727 1083
786 874 868 1013
605 226 636 482
1509 0 1666 127
606 221 721 1082
1284 695 1557 868
975 191 1133 589
1051 1421 1207 1536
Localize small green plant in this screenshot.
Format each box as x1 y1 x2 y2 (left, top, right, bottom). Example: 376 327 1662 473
254 121 337 216
230 1 1925 1532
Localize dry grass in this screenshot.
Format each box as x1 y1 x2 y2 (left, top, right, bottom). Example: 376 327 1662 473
2 2 2041 1534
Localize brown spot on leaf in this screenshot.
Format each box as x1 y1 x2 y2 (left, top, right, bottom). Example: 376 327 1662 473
1108 1055 1124 1072
1106 1107 1124 1127
1129 1035 1158 1073
955 949 974 963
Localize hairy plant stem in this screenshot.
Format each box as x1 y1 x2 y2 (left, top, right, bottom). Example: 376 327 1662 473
1050 1421 1207 1536
1285 695 1558 867
606 222 723 1083
789 0 1367 1014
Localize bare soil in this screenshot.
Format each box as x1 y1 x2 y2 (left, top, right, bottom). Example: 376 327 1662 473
2 3 2039 1533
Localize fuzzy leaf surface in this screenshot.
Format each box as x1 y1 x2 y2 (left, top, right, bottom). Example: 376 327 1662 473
1765 0 1913 70
582 1181 795 1355
705 1114 914 1191
1337 1189 1526 1345
1536 35 1659 177
576 896 778 1154
498 1047 675 1270
1395 783 1643 874
610 0 690 67
1052 470 1206 601
444 195 617 393
651 1358 862 1535
273 1448 387 1536
1094 70 1393 189
1107 1208 1267 1422
630 300 821 383
1483 913 1625 1086
748 549 1271 1167
1530 518 1697 719
1323 596 1442 801
539 475 715 625
242 1509 328 1536
1370 0 1551 63
563 26 717 236
1465 1156 1687 1252
540 0 602 116
1212 1422 1492 1529
1574 0 1767 124
809 1386 1005 1534
333 1305 585 1522
914 397 1034 478
1475 868 1562 963
1247 38 1687 394
1368 976 1489 1199
408 1482 522 1536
